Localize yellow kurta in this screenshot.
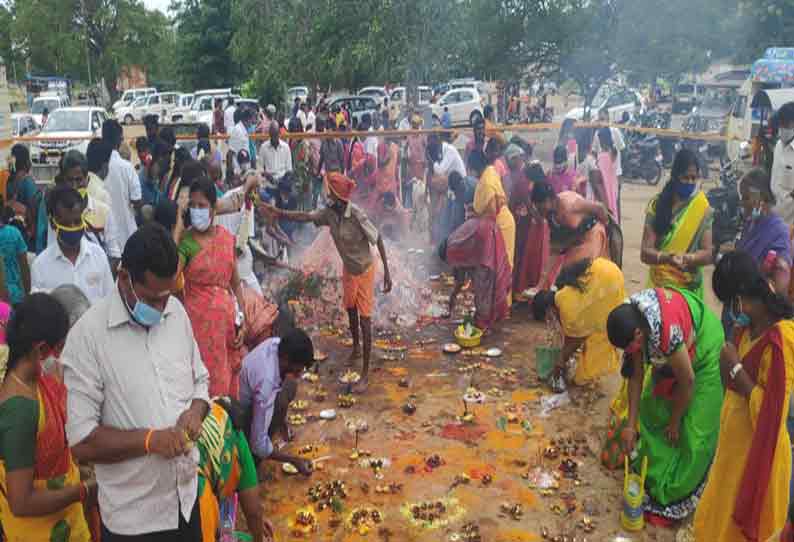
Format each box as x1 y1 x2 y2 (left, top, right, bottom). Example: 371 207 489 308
555 258 625 383
694 320 794 542
474 165 515 268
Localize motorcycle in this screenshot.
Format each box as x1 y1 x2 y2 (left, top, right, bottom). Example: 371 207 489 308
706 154 742 258
526 104 553 123
623 131 663 185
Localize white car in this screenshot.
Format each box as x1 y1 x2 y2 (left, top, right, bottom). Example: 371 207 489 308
31 95 67 126
11 113 39 137
431 88 484 126
389 86 432 107
115 96 148 125
111 87 157 115
358 86 388 106
287 86 309 105
565 88 643 122
30 107 107 164
188 91 240 129
168 93 194 123
139 92 181 122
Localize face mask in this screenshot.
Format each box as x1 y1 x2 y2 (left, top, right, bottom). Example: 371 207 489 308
751 206 762 220
124 275 163 327
55 221 85 248
77 187 88 199
247 124 255 135
189 207 212 232
781 128 794 144
734 312 751 327
675 182 697 199
42 355 58 373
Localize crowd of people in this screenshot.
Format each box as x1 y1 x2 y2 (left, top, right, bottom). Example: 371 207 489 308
2 88 794 542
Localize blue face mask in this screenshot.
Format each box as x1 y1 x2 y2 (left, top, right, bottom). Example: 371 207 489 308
751 206 762 220
246 124 255 135
189 207 212 232
733 298 751 327
125 276 163 327
675 182 696 199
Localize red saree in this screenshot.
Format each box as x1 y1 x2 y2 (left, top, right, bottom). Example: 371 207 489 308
445 217 512 329
510 172 549 293
183 227 240 398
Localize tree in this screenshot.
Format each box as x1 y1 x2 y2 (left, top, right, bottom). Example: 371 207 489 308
559 0 620 120
172 0 239 90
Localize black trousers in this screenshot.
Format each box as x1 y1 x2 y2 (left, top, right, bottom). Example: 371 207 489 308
101 498 202 542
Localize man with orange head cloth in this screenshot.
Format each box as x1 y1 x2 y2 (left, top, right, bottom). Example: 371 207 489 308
262 172 392 392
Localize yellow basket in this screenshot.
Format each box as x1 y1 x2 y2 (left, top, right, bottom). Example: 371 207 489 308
454 325 483 348
620 455 648 532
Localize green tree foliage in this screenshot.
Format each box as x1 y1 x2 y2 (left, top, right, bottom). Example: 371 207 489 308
172 0 239 90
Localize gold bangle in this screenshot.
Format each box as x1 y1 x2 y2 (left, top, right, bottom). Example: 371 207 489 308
144 429 154 454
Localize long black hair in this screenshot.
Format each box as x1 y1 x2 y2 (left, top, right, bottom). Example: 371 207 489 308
652 149 700 237
533 259 594 321
713 250 793 320
606 302 648 378
6 293 70 373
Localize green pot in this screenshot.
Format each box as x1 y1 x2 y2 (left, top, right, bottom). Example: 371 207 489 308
535 345 560 381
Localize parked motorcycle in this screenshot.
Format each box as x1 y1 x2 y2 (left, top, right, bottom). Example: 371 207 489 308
527 105 553 123
707 154 742 258
623 132 663 185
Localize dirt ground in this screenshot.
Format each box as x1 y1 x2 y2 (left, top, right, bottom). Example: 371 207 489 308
121 122 715 542
246 175 712 542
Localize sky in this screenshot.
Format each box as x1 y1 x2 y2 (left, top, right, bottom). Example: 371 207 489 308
142 0 170 13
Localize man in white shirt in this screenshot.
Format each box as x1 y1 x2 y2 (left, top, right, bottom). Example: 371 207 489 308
32 186 114 302
64 223 209 540
772 102 794 222
260 121 293 183
224 98 237 137
227 108 252 176
102 120 141 263
305 102 316 132
360 113 379 159
431 138 466 179
296 104 308 131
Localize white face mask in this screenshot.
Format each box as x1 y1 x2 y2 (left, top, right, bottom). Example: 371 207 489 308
190 207 212 231
781 128 794 144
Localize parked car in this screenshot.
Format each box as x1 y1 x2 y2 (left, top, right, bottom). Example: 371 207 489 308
448 78 490 99
358 86 388 106
11 113 39 137
565 88 643 122
389 86 432 107
111 87 157 115
115 96 148 125
672 83 700 114
430 88 484 126
187 89 240 129
327 96 379 128
287 86 310 105
31 95 67 126
168 93 194 123
138 92 181 123
30 107 108 164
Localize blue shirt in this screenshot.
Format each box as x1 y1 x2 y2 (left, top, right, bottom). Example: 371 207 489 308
0 225 28 304
138 170 161 208
239 338 282 458
441 111 452 129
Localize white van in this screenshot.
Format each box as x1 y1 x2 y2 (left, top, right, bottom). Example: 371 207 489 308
188 89 239 129
111 87 157 115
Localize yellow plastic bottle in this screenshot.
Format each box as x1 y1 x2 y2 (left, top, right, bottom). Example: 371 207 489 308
620 455 648 532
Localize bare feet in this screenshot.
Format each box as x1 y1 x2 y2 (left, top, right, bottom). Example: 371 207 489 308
353 376 369 394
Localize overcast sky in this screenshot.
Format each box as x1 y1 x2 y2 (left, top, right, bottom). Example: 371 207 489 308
142 0 170 13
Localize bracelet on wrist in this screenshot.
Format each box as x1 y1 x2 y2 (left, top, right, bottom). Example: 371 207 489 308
144 429 154 454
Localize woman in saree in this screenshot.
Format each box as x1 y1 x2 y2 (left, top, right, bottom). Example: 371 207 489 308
197 397 273 542
366 137 402 219
593 127 620 221
641 149 713 299
176 176 246 398
606 286 724 522
532 183 610 289
475 138 516 271
0 293 95 542
694 251 794 542
440 215 512 331
512 163 549 295
403 114 426 206
532 257 625 392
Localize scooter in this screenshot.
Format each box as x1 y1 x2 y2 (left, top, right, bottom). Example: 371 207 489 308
623 133 663 185
706 154 742 258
